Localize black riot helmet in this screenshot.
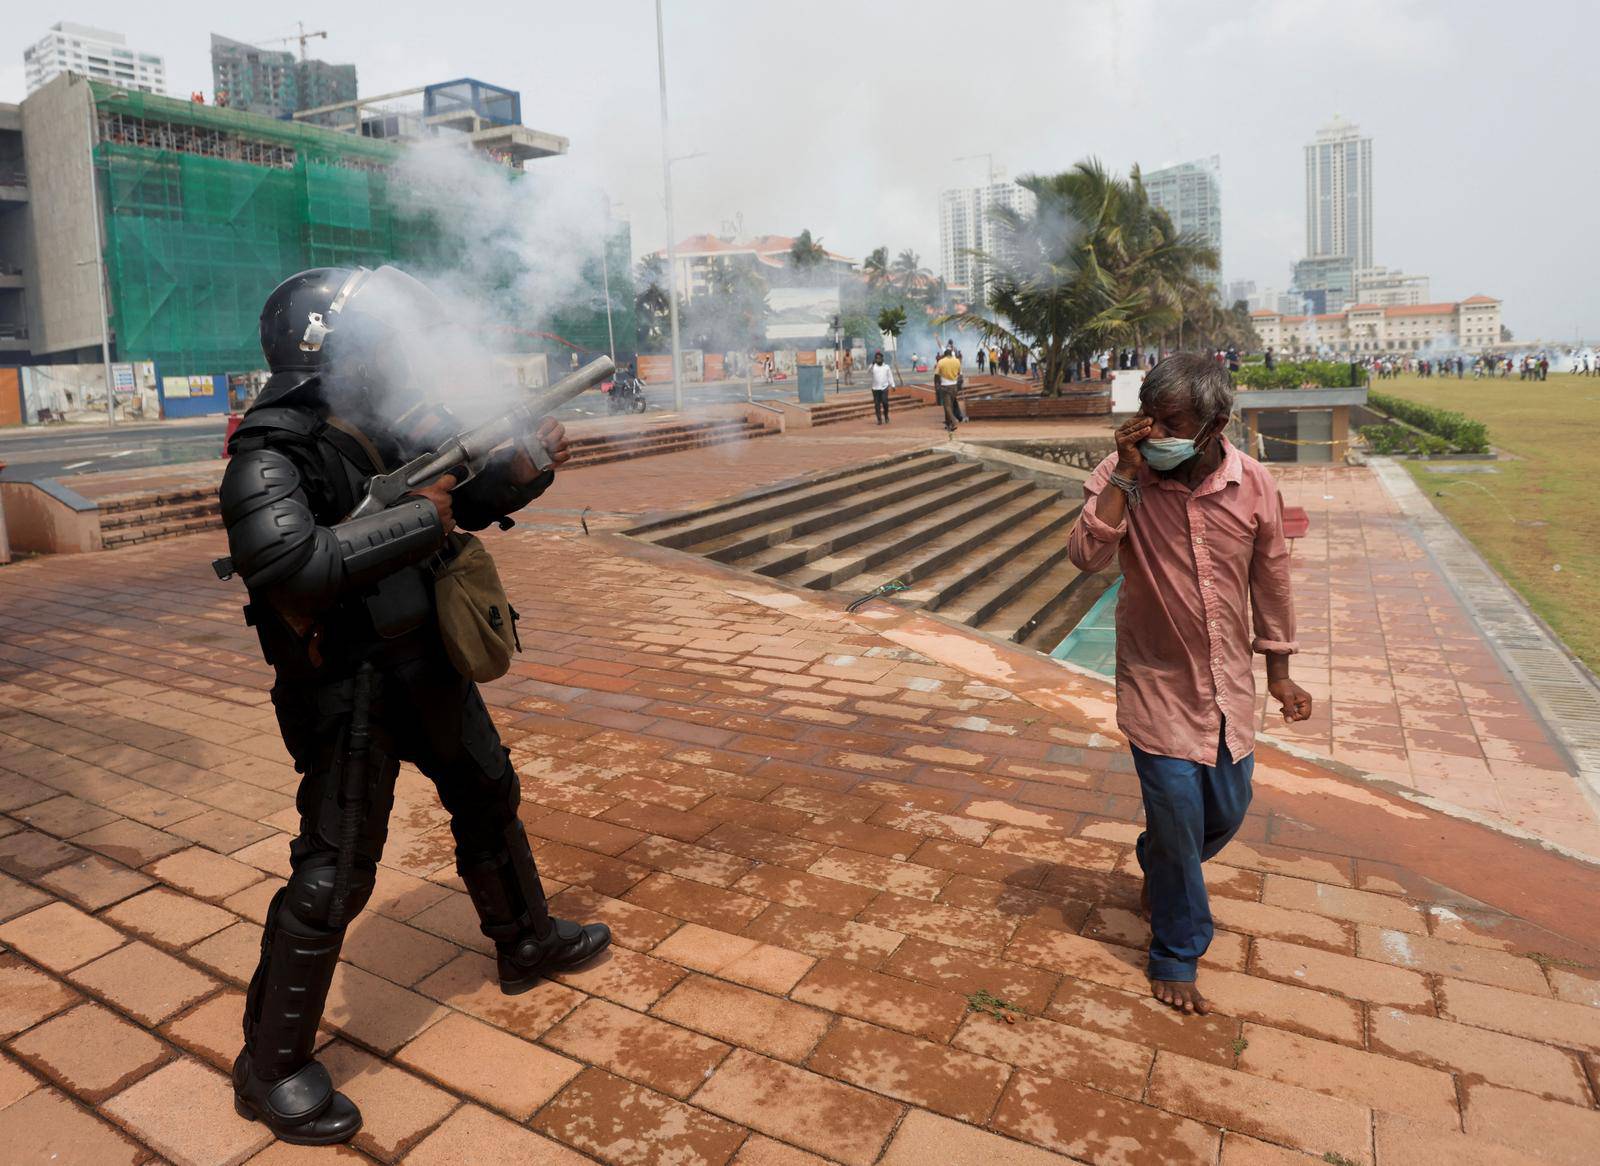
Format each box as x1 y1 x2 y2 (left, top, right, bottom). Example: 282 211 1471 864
255 267 360 407
255 266 470 437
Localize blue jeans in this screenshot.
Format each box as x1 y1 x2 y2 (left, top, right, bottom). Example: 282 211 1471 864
1132 727 1253 982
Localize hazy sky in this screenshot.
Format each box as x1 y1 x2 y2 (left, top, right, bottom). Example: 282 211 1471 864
3 1 1593 338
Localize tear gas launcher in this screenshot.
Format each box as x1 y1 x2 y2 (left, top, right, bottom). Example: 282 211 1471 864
344 354 614 520
210 355 613 581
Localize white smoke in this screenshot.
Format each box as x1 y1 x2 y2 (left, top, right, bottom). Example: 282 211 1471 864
356 140 620 425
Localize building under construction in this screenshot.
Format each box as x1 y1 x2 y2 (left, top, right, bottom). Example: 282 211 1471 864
0 72 633 420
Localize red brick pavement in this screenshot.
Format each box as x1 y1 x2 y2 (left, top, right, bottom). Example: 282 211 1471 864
1 430 1598 1164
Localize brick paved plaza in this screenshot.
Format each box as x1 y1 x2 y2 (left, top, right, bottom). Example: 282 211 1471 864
2 412 1599 1164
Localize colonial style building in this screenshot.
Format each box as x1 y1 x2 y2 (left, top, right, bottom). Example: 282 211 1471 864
1251 295 1501 356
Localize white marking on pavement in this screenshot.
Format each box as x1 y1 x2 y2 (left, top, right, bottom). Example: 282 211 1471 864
109 449 136 458
61 460 94 470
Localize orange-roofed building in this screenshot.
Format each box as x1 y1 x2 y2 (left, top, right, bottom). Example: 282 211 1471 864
652 234 856 302
1251 296 1501 356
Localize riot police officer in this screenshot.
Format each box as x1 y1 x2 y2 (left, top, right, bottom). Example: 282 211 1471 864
218 266 610 1145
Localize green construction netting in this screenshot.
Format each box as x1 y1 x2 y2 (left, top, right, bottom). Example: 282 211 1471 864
93 83 635 376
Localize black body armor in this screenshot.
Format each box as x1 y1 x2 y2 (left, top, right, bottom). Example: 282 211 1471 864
221 267 608 1147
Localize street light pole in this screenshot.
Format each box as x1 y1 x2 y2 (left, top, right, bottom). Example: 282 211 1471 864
84 82 116 427
654 0 684 413
600 229 617 369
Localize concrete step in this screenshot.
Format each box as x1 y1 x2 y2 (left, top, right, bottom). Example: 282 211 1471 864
788 477 1042 591
807 391 926 426
102 512 223 548
100 498 220 531
566 423 772 469
624 451 947 547
936 526 1080 628
695 458 977 563
98 487 215 514
566 417 753 451
901 500 1081 612
981 556 1091 645
872 498 1077 602
742 468 1015 577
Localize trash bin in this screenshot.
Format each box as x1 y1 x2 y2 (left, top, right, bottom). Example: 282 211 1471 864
797 365 824 404
223 413 243 458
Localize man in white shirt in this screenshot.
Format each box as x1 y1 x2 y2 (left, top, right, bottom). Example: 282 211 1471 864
869 350 895 424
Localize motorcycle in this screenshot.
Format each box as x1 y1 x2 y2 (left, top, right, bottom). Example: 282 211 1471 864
603 370 649 415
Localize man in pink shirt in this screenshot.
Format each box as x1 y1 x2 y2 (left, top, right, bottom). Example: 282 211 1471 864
1067 354 1313 1015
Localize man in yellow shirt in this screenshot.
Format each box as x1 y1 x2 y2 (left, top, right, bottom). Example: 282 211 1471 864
934 350 963 432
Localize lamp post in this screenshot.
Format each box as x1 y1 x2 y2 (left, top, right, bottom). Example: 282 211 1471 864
654 0 685 413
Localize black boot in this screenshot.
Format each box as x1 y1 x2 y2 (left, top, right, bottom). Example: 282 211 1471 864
460 823 612 995
234 886 361 1145
497 916 612 993
233 1054 361 1146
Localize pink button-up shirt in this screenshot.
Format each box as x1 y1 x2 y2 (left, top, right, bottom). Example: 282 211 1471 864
1066 437 1298 765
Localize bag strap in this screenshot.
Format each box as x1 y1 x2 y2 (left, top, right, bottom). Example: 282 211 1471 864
321 414 388 475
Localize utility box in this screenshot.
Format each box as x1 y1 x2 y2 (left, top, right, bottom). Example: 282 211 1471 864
797 365 824 403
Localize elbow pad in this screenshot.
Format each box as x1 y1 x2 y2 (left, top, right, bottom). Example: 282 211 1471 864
220 447 323 594
221 447 445 613
332 499 447 592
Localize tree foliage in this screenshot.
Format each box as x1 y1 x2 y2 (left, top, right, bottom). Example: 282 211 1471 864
634 254 672 349
685 257 770 353
790 229 828 269
935 160 1221 395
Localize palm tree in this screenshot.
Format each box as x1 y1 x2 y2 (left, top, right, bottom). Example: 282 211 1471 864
891 249 929 290
790 229 828 269
877 305 907 379
634 255 672 349
863 246 890 289
937 159 1219 394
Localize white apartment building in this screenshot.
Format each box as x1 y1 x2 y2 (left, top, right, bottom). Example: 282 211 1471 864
1145 156 1222 273
1251 295 1501 355
1305 117 1373 271
23 23 165 95
939 176 1037 300
1354 266 1430 308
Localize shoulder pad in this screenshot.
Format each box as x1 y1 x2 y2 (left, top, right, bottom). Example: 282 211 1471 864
220 446 302 524
228 406 320 454
219 448 317 590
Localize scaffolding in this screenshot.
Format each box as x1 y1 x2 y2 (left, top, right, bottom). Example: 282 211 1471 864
88 82 630 377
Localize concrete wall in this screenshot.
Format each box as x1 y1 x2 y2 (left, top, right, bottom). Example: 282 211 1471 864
0 478 101 554
19 74 105 358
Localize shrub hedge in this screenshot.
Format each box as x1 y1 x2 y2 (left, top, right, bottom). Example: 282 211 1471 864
1234 360 1361 389
1366 392 1490 453
1360 423 1451 456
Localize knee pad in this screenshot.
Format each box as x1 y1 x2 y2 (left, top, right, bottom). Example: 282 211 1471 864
280 852 376 935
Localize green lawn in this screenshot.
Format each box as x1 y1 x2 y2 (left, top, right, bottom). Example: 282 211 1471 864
1378 371 1600 672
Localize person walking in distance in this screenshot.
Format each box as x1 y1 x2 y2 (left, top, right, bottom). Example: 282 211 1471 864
1065 354 1312 1016
869 350 894 424
934 347 963 433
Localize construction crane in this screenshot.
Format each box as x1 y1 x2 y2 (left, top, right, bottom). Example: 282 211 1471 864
257 22 328 62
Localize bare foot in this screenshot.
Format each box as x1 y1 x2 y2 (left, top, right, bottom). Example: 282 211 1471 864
1150 978 1210 1015
1139 875 1150 922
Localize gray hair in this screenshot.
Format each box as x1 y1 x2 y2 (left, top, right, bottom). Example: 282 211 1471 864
1138 353 1235 422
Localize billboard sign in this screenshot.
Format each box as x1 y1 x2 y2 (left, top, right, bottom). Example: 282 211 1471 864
765 287 841 341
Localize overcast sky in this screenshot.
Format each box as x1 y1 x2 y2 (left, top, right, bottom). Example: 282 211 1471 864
3 1 1593 338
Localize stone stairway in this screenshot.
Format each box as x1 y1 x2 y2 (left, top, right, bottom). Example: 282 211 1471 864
97 488 222 550
805 388 927 427
564 415 776 468
628 448 1093 648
